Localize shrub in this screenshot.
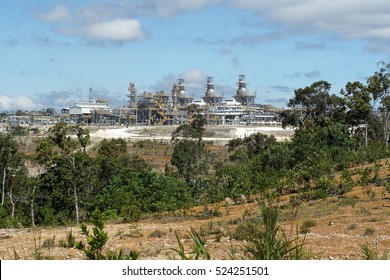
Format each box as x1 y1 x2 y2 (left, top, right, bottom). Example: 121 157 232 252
363 227 375 236
300 219 317 234
173 227 211 260
240 202 307 260
75 209 138 260
59 230 75 248
121 205 141 222
148 229 166 238
361 243 389 260
338 195 358 207
346 224 357 231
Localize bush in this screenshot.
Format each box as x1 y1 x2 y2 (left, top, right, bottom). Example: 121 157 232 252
363 227 375 236
148 229 166 238
300 219 317 234
59 230 76 248
338 195 358 207
75 209 138 260
101 209 118 221
121 205 141 222
238 202 307 260
361 243 389 260
173 227 211 260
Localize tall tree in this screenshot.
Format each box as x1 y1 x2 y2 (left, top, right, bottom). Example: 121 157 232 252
38 123 82 224
341 81 372 146
49 122 76 153
76 125 91 152
367 61 390 146
171 139 210 184
0 134 19 207
284 81 345 128
171 114 209 184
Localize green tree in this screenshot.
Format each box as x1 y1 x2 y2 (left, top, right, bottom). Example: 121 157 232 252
367 61 390 146
341 81 372 146
227 133 276 160
35 125 90 225
171 113 206 144
42 108 56 116
49 122 77 153
97 138 127 158
171 114 209 184
286 81 346 128
76 126 90 152
171 139 210 184
0 134 20 207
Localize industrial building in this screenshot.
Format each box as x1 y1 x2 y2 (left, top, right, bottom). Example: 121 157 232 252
66 76 280 126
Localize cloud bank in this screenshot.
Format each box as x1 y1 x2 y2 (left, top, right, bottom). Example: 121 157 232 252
36 5 145 44
0 96 42 111
232 0 390 43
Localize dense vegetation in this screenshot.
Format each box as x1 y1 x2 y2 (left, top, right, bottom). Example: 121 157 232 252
1 61 390 229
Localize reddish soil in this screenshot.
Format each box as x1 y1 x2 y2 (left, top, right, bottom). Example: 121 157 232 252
1 184 389 260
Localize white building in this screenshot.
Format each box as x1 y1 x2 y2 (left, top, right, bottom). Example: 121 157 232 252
69 101 110 115
69 100 112 123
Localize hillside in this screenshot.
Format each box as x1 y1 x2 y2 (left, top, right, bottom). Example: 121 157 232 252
1 182 389 260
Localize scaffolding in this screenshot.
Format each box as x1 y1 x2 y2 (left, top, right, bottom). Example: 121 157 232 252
68 75 281 127
171 79 193 124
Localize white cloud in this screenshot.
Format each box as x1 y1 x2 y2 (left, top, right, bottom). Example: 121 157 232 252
80 18 144 41
37 5 71 23
180 68 206 85
140 0 223 17
0 96 42 111
35 89 83 109
231 0 390 42
149 68 237 99
36 4 145 44
150 68 207 97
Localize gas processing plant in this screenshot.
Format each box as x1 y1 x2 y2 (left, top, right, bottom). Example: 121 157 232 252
65 75 280 126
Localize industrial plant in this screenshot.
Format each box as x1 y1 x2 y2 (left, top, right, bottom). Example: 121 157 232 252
8 75 281 127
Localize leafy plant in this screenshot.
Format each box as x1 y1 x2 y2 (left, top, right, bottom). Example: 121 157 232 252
75 209 108 260
75 209 137 260
173 227 211 260
32 234 53 260
59 230 75 248
242 202 307 260
361 243 388 260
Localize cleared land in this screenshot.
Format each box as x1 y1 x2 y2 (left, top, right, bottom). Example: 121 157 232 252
0 184 389 260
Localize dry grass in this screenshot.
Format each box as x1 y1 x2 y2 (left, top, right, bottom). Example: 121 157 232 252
1 183 389 260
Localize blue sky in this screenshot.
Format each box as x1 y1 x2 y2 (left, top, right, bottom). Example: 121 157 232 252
1 0 390 111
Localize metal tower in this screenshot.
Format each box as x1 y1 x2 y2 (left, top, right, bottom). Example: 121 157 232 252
89 88 94 103
127 82 137 109
202 77 223 105
233 75 256 106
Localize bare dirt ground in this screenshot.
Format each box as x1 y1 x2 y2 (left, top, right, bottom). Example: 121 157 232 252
1 185 389 260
